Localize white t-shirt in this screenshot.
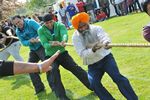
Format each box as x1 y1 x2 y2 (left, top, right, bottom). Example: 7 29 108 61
59 7 66 17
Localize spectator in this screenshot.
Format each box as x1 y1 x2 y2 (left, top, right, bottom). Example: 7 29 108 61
128 0 135 13
84 1 96 23
99 0 110 17
48 6 58 22
76 0 86 12
59 3 70 29
66 2 77 19
143 0 150 11
32 14 40 23
110 0 126 16
133 0 143 12
95 8 107 22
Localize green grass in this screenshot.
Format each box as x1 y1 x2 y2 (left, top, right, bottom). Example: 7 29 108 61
1 12 150 100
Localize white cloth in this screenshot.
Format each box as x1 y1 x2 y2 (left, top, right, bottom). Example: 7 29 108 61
0 41 23 61
59 7 66 17
115 0 124 4
72 25 111 65
88 10 96 23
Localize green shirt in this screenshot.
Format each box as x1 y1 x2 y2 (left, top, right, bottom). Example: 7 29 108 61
38 22 68 56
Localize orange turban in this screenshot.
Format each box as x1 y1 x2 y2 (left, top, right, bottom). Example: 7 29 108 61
71 12 90 29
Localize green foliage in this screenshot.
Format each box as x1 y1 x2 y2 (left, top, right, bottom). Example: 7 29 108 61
14 0 57 15
26 0 56 9
1 12 150 100
15 8 27 15
26 0 46 9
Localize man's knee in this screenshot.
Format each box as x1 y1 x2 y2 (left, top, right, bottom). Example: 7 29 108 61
88 75 101 89
112 74 129 84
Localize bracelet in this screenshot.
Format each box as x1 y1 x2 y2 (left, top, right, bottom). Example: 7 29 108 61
37 63 42 73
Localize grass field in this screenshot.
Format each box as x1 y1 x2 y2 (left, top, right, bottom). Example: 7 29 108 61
0 12 150 100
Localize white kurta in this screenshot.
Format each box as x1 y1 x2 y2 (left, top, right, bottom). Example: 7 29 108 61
72 25 111 65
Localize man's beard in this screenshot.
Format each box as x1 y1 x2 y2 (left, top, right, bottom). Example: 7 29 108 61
81 29 97 46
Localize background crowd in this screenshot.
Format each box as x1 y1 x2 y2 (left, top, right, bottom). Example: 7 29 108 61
0 0 145 30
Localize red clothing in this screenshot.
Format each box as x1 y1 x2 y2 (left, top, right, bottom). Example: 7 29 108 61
96 12 107 20
49 13 58 22
76 1 85 12
53 15 58 22
127 0 134 5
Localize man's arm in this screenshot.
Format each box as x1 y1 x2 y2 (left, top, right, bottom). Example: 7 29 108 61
14 50 59 74
5 28 19 39
96 26 111 44
59 23 68 46
0 33 7 44
0 50 60 77
6 29 13 36
38 27 53 49
15 29 31 46
72 32 95 58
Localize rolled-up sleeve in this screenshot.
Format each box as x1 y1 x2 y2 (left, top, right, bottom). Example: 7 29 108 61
16 29 31 46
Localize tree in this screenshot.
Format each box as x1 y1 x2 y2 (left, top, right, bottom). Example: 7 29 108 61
0 0 3 20
26 0 56 9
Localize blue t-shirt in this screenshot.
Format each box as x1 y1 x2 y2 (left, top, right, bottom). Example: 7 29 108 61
66 4 77 18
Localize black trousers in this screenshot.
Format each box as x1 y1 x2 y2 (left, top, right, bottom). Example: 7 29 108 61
28 46 48 93
46 51 91 98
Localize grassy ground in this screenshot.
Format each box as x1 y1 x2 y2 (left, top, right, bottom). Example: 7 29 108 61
0 12 150 100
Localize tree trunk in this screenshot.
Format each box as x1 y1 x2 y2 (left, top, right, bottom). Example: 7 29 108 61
0 0 3 20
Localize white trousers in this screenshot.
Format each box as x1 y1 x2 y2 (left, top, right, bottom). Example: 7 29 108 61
0 41 24 61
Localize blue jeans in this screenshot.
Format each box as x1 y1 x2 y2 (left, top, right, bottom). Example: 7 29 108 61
28 46 51 93
46 51 91 98
88 53 138 100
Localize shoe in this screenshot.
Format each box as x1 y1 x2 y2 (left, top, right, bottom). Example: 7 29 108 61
58 96 70 100
35 88 45 95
